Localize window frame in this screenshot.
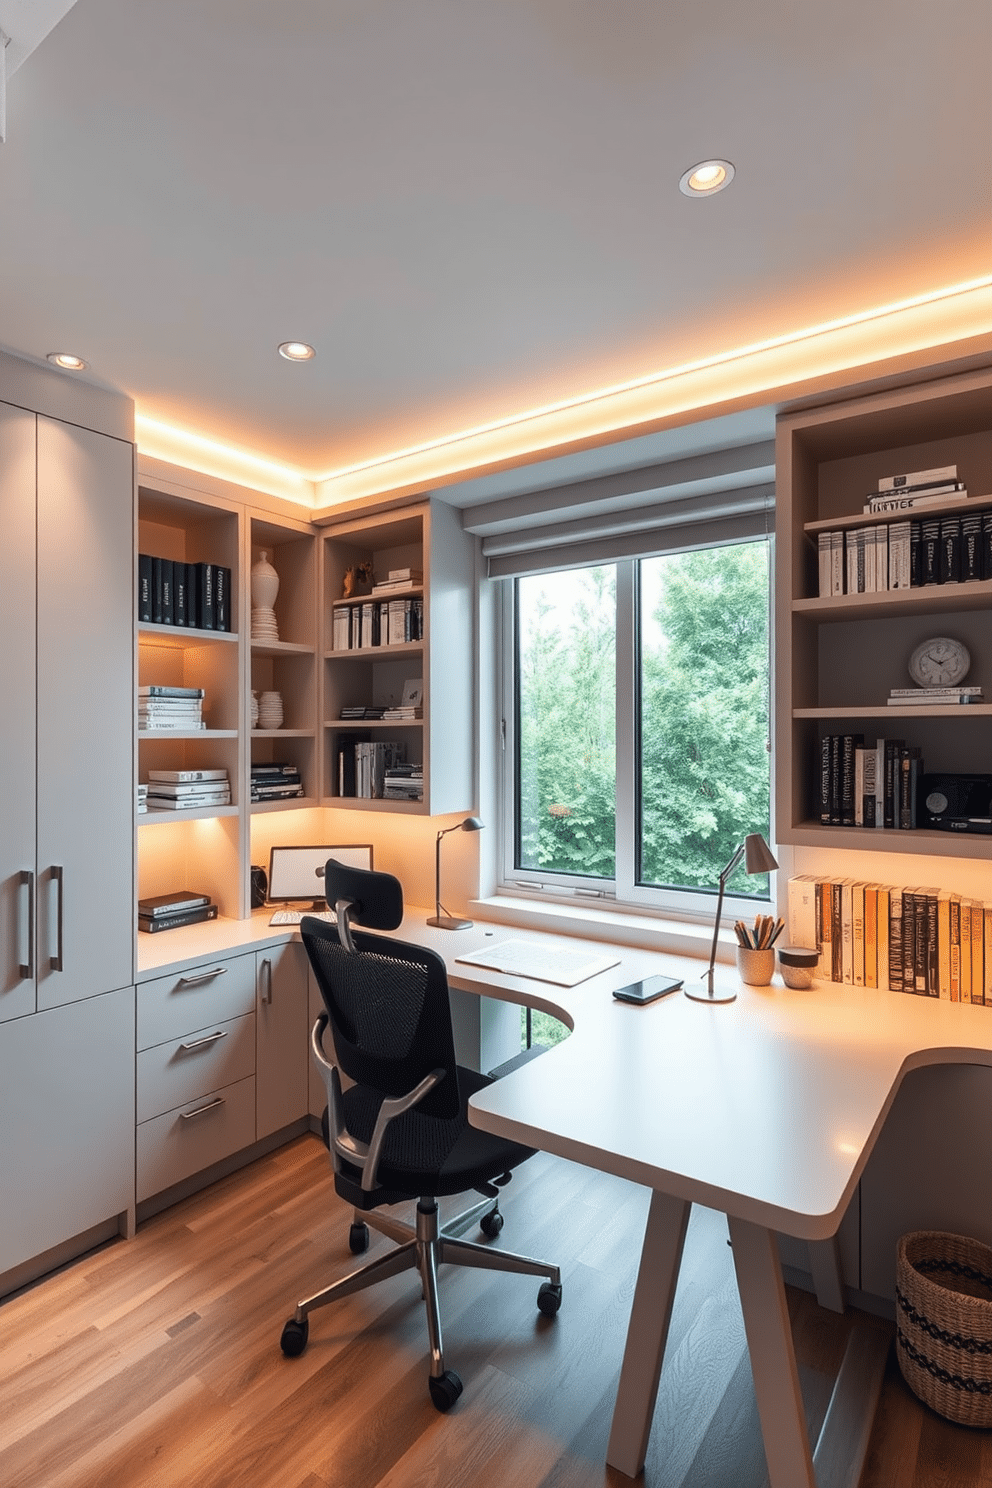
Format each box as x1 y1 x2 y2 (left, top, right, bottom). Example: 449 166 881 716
498 540 774 924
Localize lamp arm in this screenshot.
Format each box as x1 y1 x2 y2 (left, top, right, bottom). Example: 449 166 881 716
705 841 747 987
434 830 443 920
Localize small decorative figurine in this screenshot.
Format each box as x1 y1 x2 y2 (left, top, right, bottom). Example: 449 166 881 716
342 561 375 598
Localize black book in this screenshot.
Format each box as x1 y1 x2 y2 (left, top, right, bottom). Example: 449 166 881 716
962 511 983 582
337 736 358 797
819 735 832 825
938 516 961 584
197 562 216 630
152 555 164 624
899 747 921 829
883 738 903 830
926 893 939 997
983 513 992 582
160 558 175 624
909 520 923 587
138 903 218 933
174 563 188 627
840 733 863 827
138 553 152 623
185 561 199 628
901 891 918 994
831 881 843 984
920 517 941 586
138 890 211 918
215 565 231 631
829 734 842 825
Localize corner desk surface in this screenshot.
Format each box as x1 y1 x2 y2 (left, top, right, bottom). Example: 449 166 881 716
138 910 992 1486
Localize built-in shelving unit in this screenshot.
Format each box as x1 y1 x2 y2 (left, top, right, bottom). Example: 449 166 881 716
776 365 992 859
320 500 474 815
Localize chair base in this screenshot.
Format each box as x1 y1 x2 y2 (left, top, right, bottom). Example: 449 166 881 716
283 1193 561 1403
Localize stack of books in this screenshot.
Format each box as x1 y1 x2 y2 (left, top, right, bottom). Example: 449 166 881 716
138 556 232 631
819 734 923 829
138 890 219 934
339 705 386 721
370 567 423 597
888 686 984 707
138 685 206 731
250 762 305 802
864 464 967 514
381 703 423 721
137 783 148 815
145 768 231 811
383 761 424 801
337 739 405 798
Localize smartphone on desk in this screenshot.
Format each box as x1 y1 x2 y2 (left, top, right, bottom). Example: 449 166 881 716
612 974 683 1005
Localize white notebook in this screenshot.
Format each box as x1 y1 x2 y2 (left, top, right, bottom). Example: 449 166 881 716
455 938 620 987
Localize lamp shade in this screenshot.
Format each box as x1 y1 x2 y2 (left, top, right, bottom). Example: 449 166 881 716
743 833 778 876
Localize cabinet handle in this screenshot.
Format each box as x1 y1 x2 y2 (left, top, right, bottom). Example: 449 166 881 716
18 870 34 979
177 966 228 988
179 1097 226 1122
50 865 64 973
261 957 273 1005
177 1030 228 1054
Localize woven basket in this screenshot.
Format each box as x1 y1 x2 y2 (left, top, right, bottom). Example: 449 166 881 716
896 1230 992 1426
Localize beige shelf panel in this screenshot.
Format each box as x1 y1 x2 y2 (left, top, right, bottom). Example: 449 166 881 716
250 639 315 657
251 728 315 739
787 820 992 859
325 642 424 661
325 719 424 731
803 494 990 534
249 797 318 815
140 623 238 648
139 805 239 825
794 580 992 622
794 706 992 719
139 728 239 740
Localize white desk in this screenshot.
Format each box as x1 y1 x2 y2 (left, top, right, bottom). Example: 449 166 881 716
446 919 992 1487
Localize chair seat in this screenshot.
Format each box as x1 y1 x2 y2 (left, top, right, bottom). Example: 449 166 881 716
339 1065 536 1200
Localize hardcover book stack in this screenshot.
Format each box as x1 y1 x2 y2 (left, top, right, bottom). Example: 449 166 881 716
887 685 983 707
250 761 305 802
137 783 148 815
145 768 231 811
815 465 992 597
336 738 405 799
138 890 219 934
788 874 992 1003
819 734 924 829
138 685 206 732
138 555 232 631
382 761 424 801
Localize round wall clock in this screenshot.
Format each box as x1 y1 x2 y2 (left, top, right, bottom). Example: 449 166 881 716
908 637 971 688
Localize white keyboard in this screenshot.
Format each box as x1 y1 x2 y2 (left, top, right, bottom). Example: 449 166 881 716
268 909 334 926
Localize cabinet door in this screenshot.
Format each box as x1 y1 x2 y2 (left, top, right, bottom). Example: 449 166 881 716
0 986 134 1274
36 418 134 1009
0 404 37 1021
256 942 308 1139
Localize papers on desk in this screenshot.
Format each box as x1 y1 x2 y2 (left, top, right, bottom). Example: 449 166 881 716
455 938 620 987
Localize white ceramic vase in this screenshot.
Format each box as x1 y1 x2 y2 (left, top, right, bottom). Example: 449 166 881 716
251 550 280 611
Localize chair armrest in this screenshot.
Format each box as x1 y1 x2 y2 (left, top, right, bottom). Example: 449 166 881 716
310 1013 444 1193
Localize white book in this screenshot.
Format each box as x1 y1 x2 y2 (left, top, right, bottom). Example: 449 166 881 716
865 485 965 514
889 519 912 588
864 526 877 592
878 464 957 492
787 875 818 951
874 740 886 828
875 523 889 589
854 747 866 826
845 531 858 594
818 533 831 597
147 768 228 782
830 530 844 595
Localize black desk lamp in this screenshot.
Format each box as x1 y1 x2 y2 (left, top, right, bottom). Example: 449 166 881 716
427 817 484 930
686 832 779 1004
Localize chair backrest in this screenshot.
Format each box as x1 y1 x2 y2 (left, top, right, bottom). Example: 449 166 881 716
301 869 461 1121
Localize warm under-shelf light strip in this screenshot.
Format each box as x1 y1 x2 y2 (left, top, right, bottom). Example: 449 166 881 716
134 273 992 507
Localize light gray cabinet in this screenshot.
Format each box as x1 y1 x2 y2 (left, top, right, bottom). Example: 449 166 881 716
0 399 134 1017
0 988 134 1276
256 941 309 1139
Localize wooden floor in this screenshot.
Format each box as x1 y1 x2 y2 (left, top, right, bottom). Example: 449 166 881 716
3 1134 992 1487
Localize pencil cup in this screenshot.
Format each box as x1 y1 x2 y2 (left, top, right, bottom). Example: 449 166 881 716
736 946 775 986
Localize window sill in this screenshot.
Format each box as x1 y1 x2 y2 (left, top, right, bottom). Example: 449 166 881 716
468 893 736 966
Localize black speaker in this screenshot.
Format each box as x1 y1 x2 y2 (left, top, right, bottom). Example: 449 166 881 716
250 864 268 907
920 773 992 833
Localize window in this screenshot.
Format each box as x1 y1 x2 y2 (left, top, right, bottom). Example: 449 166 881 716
505 539 772 916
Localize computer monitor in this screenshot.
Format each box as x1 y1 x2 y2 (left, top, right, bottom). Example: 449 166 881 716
267 844 374 908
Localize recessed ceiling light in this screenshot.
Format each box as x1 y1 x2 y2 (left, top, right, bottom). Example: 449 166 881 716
278 341 316 362
47 352 88 370
679 160 735 197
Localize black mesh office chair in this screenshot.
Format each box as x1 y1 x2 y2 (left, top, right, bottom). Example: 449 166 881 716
280 860 562 1411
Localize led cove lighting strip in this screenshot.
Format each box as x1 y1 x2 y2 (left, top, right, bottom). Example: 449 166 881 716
134 272 992 503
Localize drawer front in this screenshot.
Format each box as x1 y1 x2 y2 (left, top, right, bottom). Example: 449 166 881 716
136 1012 255 1124
137 954 256 1051
136 1075 256 1203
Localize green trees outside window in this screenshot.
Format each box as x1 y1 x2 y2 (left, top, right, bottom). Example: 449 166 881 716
515 541 771 901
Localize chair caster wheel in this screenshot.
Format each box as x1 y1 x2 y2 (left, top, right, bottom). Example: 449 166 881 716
537 1281 562 1316
429 1369 463 1412
280 1317 309 1356
480 1208 504 1238
349 1222 370 1254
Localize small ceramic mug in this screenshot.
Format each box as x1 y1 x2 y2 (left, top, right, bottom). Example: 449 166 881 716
736 946 775 985
777 945 819 989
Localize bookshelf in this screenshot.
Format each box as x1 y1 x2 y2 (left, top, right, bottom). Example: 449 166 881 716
320 499 474 815
776 365 992 859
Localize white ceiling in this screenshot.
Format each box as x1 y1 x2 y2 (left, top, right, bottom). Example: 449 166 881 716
0 0 989 490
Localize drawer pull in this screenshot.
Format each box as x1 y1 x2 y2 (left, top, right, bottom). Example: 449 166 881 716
261 957 273 1005
177 1030 228 1054
179 1097 226 1122
50 865 64 972
18 869 34 979
177 966 228 988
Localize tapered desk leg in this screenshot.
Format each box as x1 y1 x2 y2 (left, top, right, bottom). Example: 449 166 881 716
728 1215 817 1488
607 1190 691 1478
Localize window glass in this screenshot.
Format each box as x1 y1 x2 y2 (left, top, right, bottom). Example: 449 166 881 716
638 543 771 898
516 566 616 879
